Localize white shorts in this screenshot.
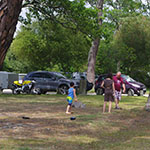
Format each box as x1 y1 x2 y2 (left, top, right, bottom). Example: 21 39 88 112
115 90 122 100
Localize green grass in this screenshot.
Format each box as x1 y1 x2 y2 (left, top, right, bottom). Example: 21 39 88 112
0 94 149 150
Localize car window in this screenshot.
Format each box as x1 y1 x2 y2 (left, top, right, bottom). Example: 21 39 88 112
98 75 108 82
102 76 106 80
29 73 45 78
121 75 135 82
53 72 66 79
44 73 52 79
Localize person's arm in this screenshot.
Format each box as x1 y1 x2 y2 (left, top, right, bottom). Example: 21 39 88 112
112 82 115 94
121 78 126 93
101 81 104 88
73 89 78 101
122 83 126 93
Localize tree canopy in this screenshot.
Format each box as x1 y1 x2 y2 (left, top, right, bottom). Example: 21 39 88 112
2 0 150 85
5 20 91 73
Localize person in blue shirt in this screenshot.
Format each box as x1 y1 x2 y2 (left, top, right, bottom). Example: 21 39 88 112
66 82 78 114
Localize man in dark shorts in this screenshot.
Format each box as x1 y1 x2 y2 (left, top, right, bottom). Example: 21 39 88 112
113 72 126 109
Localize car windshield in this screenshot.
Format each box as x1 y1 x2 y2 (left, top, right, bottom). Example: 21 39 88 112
121 75 135 82
53 72 66 79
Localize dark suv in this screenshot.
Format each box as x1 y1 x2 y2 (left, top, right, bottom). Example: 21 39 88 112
71 72 94 91
23 71 79 95
95 74 146 96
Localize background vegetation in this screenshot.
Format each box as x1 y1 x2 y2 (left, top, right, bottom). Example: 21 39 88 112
3 0 150 86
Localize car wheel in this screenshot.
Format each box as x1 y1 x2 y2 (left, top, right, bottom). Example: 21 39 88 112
96 88 104 95
12 88 20 95
58 85 69 95
128 89 134 96
31 88 41 95
41 90 47 94
139 90 144 96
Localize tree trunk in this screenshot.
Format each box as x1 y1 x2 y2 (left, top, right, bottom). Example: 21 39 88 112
0 0 23 70
145 91 150 111
117 60 121 72
87 0 104 83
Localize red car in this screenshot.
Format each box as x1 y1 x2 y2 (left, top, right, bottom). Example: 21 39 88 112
95 74 146 96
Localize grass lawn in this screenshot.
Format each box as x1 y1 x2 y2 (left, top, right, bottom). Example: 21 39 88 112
0 94 149 150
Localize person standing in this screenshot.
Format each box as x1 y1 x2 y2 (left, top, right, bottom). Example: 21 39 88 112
101 73 115 113
113 72 126 109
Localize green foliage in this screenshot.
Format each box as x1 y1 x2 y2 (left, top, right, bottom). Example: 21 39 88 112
112 16 150 86
23 0 99 38
7 20 91 73
95 0 150 76
113 16 150 72
95 40 116 74
5 0 150 78
96 15 150 86
3 50 30 73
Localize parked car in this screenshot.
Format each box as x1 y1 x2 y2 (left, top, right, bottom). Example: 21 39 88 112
72 72 87 80
23 71 80 95
71 72 93 91
95 74 146 96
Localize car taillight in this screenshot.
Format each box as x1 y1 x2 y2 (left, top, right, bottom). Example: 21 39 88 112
95 80 98 85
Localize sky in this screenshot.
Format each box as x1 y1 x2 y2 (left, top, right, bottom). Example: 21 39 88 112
15 7 28 37
16 8 27 33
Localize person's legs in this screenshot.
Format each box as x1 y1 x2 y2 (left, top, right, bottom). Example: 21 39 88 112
116 91 122 109
115 99 118 108
66 99 72 114
66 105 71 114
108 101 112 113
114 91 118 108
115 91 120 108
69 105 72 112
103 101 107 113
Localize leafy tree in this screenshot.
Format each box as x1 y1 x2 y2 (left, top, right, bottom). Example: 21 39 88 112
113 16 150 74
3 50 29 73
96 16 150 86
0 0 97 70
95 0 149 75
23 0 98 38
9 20 91 73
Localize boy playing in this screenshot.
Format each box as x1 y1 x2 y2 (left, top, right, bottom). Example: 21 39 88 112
66 82 78 114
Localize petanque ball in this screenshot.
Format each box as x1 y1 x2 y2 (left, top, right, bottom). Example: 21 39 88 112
70 117 76 120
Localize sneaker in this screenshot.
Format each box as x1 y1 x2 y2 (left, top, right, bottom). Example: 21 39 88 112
118 107 122 110
115 107 122 110
66 112 71 114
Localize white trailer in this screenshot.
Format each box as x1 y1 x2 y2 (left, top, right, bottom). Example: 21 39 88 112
0 71 18 91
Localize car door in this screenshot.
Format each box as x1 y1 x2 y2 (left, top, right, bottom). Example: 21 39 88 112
28 73 46 90
44 73 59 91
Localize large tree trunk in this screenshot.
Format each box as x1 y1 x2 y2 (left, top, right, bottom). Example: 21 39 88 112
117 60 121 72
145 92 150 111
87 0 104 83
0 0 23 70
